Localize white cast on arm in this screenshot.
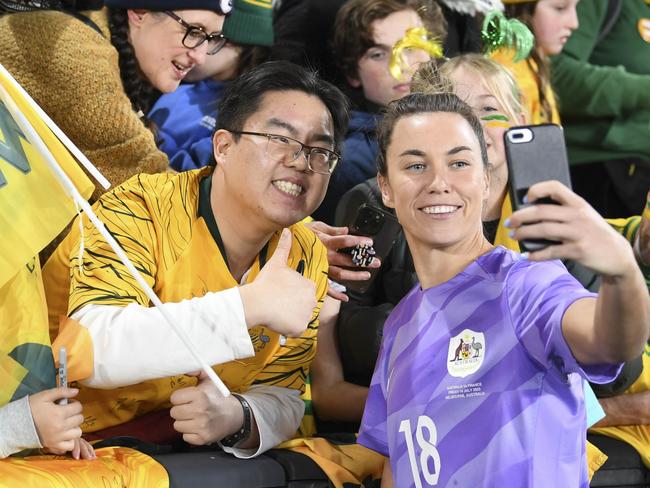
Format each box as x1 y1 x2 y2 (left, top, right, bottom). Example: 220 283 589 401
71 287 254 389
222 385 304 459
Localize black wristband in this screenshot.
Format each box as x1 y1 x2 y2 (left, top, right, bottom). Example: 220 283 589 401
220 393 252 448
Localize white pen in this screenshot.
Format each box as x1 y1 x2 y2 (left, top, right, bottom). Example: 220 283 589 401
58 346 67 405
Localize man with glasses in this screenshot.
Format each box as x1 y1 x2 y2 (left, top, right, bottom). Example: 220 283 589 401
44 60 350 457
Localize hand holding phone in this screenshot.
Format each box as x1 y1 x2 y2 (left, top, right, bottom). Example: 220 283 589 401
338 203 401 294
504 124 572 252
507 180 639 278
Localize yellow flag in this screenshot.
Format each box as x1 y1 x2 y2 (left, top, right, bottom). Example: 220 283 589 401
0 65 94 288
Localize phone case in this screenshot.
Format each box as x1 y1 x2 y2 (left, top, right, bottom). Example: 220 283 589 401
504 124 572 252
339 203 402 294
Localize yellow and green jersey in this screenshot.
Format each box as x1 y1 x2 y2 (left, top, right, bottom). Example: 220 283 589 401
43 167 328 433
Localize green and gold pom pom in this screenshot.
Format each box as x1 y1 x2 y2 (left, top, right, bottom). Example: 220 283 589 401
482 10 534 62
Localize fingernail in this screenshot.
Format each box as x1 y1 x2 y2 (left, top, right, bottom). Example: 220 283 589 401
504 218 511 228
521 252 529 260
522 195 529 204
508 230 515 238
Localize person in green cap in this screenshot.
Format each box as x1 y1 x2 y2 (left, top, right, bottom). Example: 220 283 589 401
149 0 274 172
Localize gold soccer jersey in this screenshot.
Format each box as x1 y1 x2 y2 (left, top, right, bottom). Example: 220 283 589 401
43 167 328 432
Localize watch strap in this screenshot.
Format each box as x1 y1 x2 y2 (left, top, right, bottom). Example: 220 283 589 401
220 393 252 448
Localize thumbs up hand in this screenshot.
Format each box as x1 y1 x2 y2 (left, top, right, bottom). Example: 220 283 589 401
239 228 317 337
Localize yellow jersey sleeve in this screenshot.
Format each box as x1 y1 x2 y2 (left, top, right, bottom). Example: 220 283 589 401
67 171 201 315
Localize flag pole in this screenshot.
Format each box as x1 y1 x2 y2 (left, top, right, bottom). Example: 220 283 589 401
0 76 230 397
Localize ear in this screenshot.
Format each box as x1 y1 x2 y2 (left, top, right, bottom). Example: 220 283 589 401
377 173 395 209
347 75 361 89
126 9 148 27
213 129 233 166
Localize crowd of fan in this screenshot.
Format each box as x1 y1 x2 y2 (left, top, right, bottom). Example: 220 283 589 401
1 0 649 486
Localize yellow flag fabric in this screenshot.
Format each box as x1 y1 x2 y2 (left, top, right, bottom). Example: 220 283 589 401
0 257 54 405
0 447 169 487
0 65 94 288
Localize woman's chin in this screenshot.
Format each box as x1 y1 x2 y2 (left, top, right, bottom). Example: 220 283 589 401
153 76 182 94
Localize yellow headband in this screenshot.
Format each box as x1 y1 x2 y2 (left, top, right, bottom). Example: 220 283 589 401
389 27 444 81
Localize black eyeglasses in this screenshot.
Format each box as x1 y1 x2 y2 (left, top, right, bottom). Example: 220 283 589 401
230 130 340 175
165 11 227 56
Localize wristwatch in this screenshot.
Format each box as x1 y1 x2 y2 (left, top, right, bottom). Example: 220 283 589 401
220 393 252 448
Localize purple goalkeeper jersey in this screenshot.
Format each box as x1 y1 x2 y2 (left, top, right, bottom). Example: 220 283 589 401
358 247 620 488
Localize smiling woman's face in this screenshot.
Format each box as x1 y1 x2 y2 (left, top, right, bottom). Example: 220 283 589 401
379 111 488 252
350 9 429 107
128 9 225 93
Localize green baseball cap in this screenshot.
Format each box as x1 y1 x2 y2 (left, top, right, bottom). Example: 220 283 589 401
222 0 274 47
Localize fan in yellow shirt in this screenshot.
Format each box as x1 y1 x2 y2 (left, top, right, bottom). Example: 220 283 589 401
43 60 351 457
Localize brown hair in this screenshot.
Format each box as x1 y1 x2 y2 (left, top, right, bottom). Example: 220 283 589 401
504 2 554 122
235 45 270 76
332 0 446 83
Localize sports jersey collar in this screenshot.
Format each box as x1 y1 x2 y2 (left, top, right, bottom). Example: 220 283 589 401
198 173 270 272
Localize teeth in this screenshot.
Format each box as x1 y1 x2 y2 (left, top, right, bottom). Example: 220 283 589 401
173 61 190 73
422 205 458 214
273 180 303 197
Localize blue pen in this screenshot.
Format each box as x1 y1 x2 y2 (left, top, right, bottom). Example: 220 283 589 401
58 346 68 405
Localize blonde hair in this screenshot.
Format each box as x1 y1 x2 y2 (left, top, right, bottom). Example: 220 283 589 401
412 54 526 124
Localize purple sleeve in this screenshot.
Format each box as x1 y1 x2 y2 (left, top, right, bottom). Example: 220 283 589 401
357 319 394 456
506 259 621 383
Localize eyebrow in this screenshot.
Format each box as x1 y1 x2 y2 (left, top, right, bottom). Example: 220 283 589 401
187 21 220 35
447 146 473 155
398 149 427 157
398 146 474 158
266 117 334 146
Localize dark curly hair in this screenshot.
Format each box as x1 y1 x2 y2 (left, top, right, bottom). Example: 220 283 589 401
107 8 156 115
332 0 447 83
